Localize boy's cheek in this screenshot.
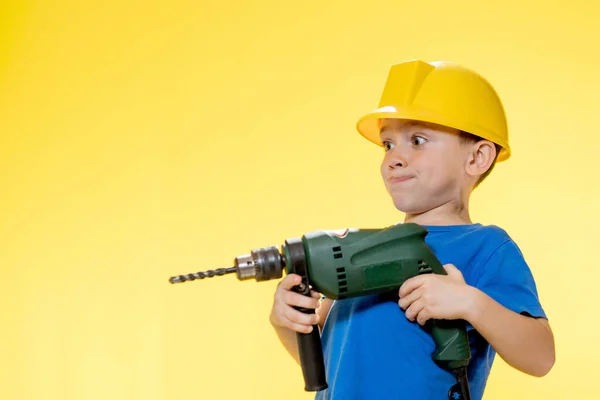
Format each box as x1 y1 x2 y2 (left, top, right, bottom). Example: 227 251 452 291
380 176 392 192
380 165 388 180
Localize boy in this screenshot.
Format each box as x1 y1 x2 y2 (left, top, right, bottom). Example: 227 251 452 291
269 60 555 399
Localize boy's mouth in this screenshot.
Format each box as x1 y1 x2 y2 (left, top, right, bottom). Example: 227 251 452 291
388 175 414 183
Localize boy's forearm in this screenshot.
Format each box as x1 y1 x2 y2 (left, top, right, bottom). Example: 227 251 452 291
272 325 301 365
464 287 555 377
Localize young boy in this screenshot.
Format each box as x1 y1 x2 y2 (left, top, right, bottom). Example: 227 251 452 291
269 59 555 399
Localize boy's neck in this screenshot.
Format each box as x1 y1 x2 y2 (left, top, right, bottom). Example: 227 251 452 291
403 199 473 226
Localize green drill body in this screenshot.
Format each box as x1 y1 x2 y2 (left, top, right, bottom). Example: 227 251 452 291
282 223 471 371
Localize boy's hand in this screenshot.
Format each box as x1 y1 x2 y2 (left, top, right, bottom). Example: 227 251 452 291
398 264 475 325
269 273 321 334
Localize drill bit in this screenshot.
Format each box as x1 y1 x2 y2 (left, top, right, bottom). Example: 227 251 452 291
169 267 237 284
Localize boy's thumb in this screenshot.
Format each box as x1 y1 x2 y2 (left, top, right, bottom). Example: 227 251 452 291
443 263 462 278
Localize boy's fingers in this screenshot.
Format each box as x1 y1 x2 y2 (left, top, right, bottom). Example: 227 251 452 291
310 290 322 300
290 322 314 334
283 291 320 309
278 274 302 290
398 287 421 310
416 308 430 326
283 306 319 326
274 313 314 334
399 276 425 298
405 300 425 322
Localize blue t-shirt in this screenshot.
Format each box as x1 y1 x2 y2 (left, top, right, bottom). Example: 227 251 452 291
315 223 547 400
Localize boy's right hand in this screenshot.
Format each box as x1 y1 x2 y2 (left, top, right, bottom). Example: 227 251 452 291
269 273 321 334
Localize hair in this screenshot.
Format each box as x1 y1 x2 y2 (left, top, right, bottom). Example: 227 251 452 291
458 131 502 188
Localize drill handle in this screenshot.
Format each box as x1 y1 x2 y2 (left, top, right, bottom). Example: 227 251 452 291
285 238 328 392
429 318 471 370
293 302 328 392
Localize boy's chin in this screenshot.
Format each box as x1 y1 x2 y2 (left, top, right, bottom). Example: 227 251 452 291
390 198 427 216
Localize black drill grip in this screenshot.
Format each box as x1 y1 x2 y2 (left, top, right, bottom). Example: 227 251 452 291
286 238 328 392
293 300 328 392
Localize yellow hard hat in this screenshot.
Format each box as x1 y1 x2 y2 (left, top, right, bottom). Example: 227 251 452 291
356 59 511 162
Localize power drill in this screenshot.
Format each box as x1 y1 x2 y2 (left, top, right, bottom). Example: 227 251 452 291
169 222 472 400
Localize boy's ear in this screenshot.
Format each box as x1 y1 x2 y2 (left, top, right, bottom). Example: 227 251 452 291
465 140 497 178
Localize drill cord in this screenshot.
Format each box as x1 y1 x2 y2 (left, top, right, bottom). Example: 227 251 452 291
450 367 471 400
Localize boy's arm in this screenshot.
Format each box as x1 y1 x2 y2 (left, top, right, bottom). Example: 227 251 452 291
399 262 555 377
465 287 555 377
271 325 301 364
270 294 333 365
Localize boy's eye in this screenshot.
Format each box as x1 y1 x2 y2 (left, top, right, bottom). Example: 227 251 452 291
411 136 426 146
383 140 394 151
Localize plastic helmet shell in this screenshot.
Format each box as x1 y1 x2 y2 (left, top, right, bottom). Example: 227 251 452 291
356 60 511 162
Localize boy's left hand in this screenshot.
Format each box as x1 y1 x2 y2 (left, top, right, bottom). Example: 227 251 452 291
398 264 475 325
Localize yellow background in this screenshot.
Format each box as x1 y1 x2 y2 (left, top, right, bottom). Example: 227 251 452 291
1 1 597 399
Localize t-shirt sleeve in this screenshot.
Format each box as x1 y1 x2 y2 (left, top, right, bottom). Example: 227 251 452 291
474 239 547 320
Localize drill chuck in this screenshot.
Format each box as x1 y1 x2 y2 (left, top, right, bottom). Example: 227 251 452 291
244 246 285 281
168 246 284 284
232 254 256 280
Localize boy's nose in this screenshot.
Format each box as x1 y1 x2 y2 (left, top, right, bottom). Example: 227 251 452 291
387 151 407 169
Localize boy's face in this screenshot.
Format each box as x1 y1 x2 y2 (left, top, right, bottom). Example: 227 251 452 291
379 118 473 215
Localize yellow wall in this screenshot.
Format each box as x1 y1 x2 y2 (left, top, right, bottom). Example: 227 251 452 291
1 1 597 399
